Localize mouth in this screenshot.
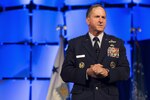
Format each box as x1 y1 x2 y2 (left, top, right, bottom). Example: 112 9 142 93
97 25 103 27
97 24 103 26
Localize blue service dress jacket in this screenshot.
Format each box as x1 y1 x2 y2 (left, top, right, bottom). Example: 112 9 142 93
61 33 130 100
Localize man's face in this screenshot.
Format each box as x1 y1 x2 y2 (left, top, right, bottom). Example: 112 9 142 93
86 7 106 33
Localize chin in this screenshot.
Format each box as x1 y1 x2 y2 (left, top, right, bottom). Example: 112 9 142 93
95 30 103 33
97 29 104 32
97 27 104 30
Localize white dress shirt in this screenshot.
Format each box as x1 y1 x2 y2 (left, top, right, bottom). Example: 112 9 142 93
88 32 104 48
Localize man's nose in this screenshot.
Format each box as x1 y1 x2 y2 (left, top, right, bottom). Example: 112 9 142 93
99 17 103 22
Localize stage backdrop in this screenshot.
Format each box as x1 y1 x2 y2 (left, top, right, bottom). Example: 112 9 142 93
0 0 150 100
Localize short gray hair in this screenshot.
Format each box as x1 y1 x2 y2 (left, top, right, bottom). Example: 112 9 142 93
86 4 105 18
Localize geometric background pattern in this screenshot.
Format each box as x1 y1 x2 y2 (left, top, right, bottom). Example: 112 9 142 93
0 0 150 100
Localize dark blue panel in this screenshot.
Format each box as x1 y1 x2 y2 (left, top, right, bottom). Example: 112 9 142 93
32 80 50 100
0 80 29 100
32 10 63 42
0 45 30 78
0 10 30 42
0 0 30 7
65 10 88 40
32 45 59 77
33 0 64 7
133 7 150 40
105 8 131 41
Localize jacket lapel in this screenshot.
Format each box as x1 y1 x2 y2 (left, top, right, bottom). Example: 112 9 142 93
98 33 110 63
82 34 97 61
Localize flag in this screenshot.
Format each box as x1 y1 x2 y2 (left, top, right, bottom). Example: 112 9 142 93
46 35 69 100
130 39 147 100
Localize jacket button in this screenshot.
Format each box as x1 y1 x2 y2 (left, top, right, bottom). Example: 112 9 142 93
95 87 99 90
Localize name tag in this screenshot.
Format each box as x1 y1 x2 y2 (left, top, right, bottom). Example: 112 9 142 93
76 55 85 58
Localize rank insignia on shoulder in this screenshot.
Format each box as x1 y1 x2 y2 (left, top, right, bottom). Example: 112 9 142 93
110 61 116 68
79 62 85 69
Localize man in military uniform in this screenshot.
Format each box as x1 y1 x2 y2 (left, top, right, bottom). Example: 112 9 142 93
61 4 130 100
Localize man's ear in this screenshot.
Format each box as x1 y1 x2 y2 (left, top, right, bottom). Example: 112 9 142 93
86 17 90 25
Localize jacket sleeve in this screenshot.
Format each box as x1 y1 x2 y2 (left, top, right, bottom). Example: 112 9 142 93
60 40 87 85
108 40 130 83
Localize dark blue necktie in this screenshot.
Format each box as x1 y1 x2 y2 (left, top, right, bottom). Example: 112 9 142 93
93 37 100 54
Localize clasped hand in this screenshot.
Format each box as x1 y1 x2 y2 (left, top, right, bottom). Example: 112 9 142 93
86 64 109 78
